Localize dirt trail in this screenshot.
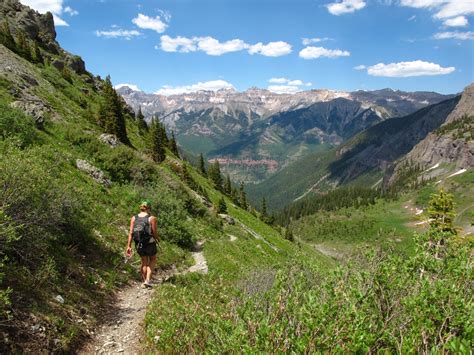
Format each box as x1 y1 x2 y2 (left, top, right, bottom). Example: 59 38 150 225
79 242 208 354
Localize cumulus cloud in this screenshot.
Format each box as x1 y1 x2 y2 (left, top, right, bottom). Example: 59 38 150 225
434 31 474 40
326 0 366 15
95 29 142 40
366 60 455 77
299 46 350 59
64 6 78 16
197 37 249 55
154 80 235 96
160 35 196 52
115 83 141 91
132 13 168 33
267 78 312 94
443 16 469 27
159 36 292 57
20 0 77 26
400 0 474 22
302 37 332 45
248 41 292 57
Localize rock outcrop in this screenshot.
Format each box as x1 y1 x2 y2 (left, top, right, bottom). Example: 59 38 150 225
76 159 111 187
387 84 474 185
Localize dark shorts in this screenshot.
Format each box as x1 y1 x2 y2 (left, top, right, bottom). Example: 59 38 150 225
136 242 157 257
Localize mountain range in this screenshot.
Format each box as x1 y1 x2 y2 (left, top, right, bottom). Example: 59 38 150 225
118 85 455 182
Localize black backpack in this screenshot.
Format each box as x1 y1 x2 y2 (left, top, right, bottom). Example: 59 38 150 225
132 214 151 246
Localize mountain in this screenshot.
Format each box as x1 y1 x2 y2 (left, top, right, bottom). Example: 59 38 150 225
247 84 472 210
0 1 307 351
118 86 454 182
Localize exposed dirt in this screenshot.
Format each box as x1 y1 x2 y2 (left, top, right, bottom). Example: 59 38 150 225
78 242 208 354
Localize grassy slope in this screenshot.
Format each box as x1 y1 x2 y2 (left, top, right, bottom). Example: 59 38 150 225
0 45 325 352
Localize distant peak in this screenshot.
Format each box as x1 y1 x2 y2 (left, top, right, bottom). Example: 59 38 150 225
115 84 142 92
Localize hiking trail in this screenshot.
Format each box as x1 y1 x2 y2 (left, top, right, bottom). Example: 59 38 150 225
79 241 208 354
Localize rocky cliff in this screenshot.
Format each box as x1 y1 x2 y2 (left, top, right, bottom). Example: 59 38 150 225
387 84 474 185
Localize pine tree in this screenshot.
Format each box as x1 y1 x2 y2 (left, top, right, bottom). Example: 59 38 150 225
169 131 179 157
223 174 232 195
217 196 227 214
15 29 31 61
199 153 207 176
31 41 43 64
99 76 130 145
284 224 294 242
239 182 248 210
149 118 166 163
0 21 16 52
428 189 456 235
136 106 148 133
260 197 268 222
208 160 223 191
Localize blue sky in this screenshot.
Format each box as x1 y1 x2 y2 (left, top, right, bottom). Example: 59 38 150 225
21 0 474 94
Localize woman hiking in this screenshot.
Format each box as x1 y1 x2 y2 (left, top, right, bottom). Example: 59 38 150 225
126 200 159 288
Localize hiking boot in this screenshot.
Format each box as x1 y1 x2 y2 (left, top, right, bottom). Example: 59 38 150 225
143 280 153 288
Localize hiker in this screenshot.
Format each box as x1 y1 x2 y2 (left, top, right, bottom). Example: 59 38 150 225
126 200 159 288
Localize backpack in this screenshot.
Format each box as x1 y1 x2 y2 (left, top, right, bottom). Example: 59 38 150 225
132 214 152 246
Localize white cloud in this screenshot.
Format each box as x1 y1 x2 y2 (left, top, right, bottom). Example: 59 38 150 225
95 29 142 40
366 60 455 77
408 15 417 21
197 37 249 55
354 64 366 70
267 78 312 93
434 31 474 40
158 9 172 23
64 6 78 16
267 85 302 94
302 37 331 45
20 0 69 26
400 0 474 21
299 46 350 59
132 13 168 33
115 83 141 91
159 36 291 57
154 80 235 96
160 35 197 52
269 77 289 84
443 16 469 27
248 41 292 57
326 0 367 15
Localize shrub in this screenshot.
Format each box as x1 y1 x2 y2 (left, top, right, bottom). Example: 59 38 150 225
0 102 36 148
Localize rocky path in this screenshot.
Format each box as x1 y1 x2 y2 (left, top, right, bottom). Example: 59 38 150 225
79 242 208 354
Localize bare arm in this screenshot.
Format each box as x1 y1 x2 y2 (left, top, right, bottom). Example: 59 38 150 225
150 216 159 242
126 216 135 253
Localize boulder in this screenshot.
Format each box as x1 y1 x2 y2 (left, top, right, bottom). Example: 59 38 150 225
218 214 235 225
10 98 51 129
99 133 120 148
51 59 64 71
76 159 111 187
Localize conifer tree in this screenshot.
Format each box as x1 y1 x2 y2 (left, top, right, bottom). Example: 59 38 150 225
0 21 16 52
260 197 268 222
239 182 248 210
284 225 294 242
217 196 227 214
169 131 179 157
428 189 456 235
136 106 148 133
149 118 166 163
15 29 31 61
31 41 43 64
223 174 232 195
208 160 223 191
99 76 130 145
198 153 207 176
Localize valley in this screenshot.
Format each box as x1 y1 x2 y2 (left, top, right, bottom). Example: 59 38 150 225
0 0 472 353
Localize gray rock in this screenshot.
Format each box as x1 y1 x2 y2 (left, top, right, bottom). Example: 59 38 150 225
65 54 86 74
99 133 120 148
51 59 64 71
218 213 235 225
76 159 111 187
54 295 64 304
10 97 51 129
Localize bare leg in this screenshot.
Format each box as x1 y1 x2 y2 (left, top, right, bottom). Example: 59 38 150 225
140 256 149 282
146 255 157 282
